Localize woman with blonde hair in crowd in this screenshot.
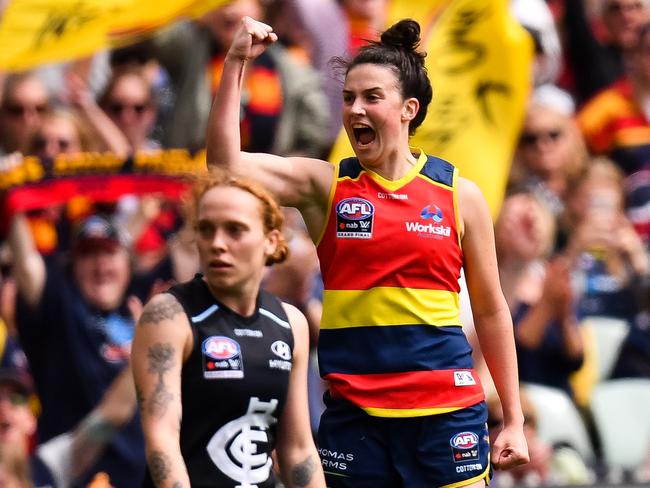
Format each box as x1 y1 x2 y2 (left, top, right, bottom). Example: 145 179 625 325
495 191 584 397
509 85 588 216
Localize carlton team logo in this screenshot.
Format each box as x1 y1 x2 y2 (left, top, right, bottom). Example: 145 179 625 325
336 197 374 239
202 336 244 379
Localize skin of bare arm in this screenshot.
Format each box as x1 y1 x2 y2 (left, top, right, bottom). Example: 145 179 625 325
275 303 326 488
8 213 46 307
132 292 193 488
205 16 333 240
459 177 530 470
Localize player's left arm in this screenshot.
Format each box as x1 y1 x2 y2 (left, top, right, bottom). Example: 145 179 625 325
275 303 326 487
458 177 529 470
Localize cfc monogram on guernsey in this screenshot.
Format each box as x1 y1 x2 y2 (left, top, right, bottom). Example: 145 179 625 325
317 150 485 417
154 275 293 488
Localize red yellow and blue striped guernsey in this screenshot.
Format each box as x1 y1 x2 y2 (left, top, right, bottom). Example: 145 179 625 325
316 149 485 418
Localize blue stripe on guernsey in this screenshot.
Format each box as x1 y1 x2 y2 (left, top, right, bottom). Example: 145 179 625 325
338 157 364 179
259 308 291 329
420 155 455 187
190 304 219 323
318 325 473 376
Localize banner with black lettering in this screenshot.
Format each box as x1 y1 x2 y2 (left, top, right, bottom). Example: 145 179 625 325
1 149 205 215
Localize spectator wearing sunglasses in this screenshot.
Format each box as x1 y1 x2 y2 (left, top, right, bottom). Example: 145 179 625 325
98 68 159 152
0 73 50 157
509 85 588 217
22 108 92 164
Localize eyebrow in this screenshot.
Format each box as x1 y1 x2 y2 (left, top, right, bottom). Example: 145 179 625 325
342 86 383 94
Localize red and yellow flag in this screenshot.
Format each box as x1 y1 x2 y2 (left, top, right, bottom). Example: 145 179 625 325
330 0 533 216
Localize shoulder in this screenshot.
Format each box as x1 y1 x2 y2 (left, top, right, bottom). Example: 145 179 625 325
457 177 492 239
281 302 309 350
138 292 187 327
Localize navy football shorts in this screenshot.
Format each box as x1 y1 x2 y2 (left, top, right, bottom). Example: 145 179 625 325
317 395 491 488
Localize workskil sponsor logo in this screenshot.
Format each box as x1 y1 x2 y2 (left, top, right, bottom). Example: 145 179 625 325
406 203 451 238
336 197 374 239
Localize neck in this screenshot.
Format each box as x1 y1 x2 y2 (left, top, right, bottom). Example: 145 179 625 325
370 147 418 181
204 278 260 317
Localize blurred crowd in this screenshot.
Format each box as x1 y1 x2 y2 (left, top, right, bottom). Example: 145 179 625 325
0 0 649 486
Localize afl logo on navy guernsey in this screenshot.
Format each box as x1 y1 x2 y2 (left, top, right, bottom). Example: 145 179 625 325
450 431 480 463
336 197 374 239
202 336 244 379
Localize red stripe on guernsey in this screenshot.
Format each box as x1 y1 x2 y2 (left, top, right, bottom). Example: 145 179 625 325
325 370 485 410
318 171 462 292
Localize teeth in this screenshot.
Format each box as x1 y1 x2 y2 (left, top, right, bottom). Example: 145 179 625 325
352 124 370 129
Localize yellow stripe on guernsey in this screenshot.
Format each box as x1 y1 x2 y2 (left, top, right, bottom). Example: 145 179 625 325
320 287 461 329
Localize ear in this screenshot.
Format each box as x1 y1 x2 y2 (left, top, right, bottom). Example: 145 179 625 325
263 229 280 259
401 97 420 123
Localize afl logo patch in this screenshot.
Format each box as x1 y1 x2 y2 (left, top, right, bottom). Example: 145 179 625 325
336 197 374 239
202 336 244 379
450 432 479 449
203 337 240 360
450 431 480 463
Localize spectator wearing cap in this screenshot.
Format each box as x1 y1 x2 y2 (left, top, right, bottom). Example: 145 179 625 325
7 213 145 487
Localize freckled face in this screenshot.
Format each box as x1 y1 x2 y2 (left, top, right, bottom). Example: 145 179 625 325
195 186 278 296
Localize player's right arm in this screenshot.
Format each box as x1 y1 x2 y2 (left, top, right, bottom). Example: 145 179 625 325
132 292 193 488
205 16 333 239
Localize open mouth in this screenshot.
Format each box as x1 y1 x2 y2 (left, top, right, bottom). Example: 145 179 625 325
352 125 376 147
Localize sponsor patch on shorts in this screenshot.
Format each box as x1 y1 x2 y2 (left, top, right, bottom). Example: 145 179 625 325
450 431 480 463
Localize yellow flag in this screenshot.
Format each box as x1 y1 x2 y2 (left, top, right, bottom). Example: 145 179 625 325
329 0 533 217
0 0 230 70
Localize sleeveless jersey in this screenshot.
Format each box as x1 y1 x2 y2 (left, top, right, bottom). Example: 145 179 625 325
316 151 484 418
143 275 294 488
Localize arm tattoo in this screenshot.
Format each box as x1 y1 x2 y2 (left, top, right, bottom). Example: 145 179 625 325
290 456 316 487
148 450 171 485
139 295 184 326
146 343 175 417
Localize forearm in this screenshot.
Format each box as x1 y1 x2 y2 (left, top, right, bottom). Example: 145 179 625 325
279 446 324 488
513 300 554 349
8 214 45 305
145 436 190 488
206 55 246 169
78 102 131 156
560 315 584 360
475 308 524 426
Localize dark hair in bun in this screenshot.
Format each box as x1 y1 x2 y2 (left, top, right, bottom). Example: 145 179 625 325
345 19 432 135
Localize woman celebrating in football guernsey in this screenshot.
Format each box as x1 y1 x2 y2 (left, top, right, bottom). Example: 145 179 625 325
207 16 529 488
132 171 325 488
